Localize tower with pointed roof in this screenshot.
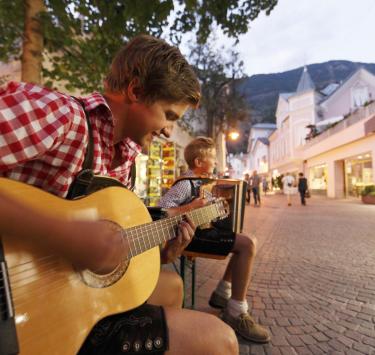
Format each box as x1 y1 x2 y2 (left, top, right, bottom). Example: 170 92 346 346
296 66 315 93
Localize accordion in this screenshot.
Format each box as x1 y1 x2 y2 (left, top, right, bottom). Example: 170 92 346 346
200 178 247 234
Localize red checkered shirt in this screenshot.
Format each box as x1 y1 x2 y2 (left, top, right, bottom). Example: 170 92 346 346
0 81 141 197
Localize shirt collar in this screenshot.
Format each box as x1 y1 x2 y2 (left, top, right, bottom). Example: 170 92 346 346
183 169 195 177
81 92 142 154
80 92 111 114
121 138 142 157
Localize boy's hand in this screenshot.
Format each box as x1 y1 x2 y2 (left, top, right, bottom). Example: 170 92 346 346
188 197 208 210
160 215 195 264
165 197 208 217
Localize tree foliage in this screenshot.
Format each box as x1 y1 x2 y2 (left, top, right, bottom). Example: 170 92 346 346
182 38 249 138
0 0 277 91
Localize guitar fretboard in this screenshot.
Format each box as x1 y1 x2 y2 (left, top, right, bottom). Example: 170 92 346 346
124 202 224 258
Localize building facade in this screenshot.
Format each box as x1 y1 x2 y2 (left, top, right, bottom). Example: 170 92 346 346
269 66 375 198
304 103 375 197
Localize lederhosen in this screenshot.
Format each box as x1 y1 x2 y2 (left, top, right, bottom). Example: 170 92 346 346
68 99 169 355
174 177 236 256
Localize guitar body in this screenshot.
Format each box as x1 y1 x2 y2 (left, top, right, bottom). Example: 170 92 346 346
0 178 160 355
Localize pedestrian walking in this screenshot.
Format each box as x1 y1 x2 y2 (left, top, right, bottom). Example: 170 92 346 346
244 173 251 204
298 172 308 205
282 172 295 206
251 170 261 206
262 177 268 195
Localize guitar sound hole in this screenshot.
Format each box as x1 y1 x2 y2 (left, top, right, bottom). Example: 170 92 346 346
78 219 129 288
78 260 130 288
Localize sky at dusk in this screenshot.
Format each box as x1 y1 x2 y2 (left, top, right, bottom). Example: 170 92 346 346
200 0 375 77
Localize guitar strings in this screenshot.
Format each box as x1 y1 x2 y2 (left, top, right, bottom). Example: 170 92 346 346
7 254 55 271
122 202 222 255
2 273 73 308
125 204 221 255
8 254 56 276
9 262 62 290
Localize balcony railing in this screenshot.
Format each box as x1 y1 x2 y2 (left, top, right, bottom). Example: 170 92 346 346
305 102 375 147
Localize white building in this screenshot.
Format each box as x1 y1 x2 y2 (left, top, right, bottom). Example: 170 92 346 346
270 66 375 197
249 137 270 175
226 152 247 179
246 123 276 176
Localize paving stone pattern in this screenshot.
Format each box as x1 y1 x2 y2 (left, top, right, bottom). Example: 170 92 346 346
191 194 375 355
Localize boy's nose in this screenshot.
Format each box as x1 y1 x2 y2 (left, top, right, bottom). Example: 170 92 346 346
160 124 173 138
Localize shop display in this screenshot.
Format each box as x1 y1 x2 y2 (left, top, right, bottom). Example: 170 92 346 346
309 164 328 191
133 140 181 206
134 154 149 201
162 142 176 194
147 140 163 206
345 154 373 196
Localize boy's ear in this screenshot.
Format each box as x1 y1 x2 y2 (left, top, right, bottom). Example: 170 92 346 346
126 78 142 103
194 157 202 168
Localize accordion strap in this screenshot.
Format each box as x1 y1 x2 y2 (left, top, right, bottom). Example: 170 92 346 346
172 177 216 199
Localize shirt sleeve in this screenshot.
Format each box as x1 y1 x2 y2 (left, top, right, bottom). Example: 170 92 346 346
158 179 192 208
0 82 73 171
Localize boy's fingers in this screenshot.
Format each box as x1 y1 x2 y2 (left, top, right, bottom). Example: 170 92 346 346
184 215 196 231
178 224 193 247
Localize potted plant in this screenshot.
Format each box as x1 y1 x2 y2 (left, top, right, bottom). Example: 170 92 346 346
361 185 375 204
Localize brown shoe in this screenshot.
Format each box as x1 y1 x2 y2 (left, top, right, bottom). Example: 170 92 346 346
221 311 270 343
209 291 229 309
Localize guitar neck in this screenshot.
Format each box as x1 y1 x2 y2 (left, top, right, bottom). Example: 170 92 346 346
125 203 220 258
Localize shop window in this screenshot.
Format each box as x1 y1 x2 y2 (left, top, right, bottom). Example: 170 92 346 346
309 164 328 192
345 154 373 196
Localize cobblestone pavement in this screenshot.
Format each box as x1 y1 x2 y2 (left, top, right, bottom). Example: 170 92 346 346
189 193 375 355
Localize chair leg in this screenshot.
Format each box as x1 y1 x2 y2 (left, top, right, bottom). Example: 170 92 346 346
180 255 186 308
191 258 196 309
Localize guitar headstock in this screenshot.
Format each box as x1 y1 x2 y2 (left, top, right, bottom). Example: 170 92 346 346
212 197 230 220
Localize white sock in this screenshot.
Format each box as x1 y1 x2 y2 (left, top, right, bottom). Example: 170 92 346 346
215 280 231 299
226 299 249 317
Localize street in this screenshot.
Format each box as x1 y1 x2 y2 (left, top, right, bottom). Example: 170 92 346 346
190 193 375 354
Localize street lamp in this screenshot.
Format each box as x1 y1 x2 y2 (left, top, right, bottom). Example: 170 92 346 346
228 130 240 141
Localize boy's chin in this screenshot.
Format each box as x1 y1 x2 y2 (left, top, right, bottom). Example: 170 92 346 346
138 135 152 152
141 145 150 154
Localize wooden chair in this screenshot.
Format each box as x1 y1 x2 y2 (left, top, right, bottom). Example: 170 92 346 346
180 251 227 309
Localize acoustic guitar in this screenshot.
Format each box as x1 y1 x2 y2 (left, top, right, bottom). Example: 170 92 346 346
0 178 228 354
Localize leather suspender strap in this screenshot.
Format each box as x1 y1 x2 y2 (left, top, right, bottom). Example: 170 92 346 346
76 98 94 170
66 98 95 200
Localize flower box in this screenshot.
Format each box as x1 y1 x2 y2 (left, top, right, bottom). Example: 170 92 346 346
362 195 375 204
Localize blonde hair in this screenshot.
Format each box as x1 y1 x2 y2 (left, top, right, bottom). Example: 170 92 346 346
184 137 215 169
106 34 200 106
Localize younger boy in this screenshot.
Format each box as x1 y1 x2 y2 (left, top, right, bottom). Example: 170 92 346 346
159 137 270 343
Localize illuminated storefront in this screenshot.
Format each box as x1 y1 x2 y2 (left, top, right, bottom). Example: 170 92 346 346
344 153 373 197
309 164 328 194
134 139 184 206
